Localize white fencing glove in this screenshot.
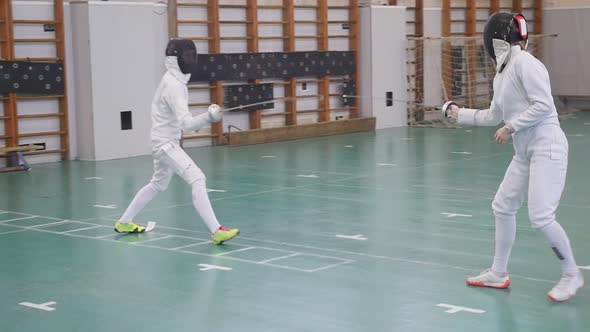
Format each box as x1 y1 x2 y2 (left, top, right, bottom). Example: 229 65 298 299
441 101 460 123
208 104 222 123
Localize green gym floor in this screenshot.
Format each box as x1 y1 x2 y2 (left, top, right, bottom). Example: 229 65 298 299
1 114 590 332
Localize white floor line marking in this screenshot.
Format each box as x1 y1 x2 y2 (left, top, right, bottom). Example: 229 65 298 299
167 247 310 273
145 233 211 242
0 208 558 280
567 134 584 137
294 188 469 204
578 265 590 270
401 137 414 141
7 216 534 277
0 229 28 235
257 253 302 264
19 301 57 312
261 262 322 273
436 303 485 314
114 227 351 267
61 225 102 234
198 264 232 271
285 192 369 203
133 235 172 243
95 233 119 239
441 212 473 218
412 184 496 194
93 205 117 209
335 234 368 241
0 216 37 223
206 189 227 193
314 183 385 190
147 223 492 257
307 259 356 273
32 220 71 228
344 145 354 148
451 151 473 155
85 177 103 180
215 246 256 256
438 218 535 234
170 241 213 250
376 163 396 166
261 155 277 158
296 174 319 178
465 130 473 133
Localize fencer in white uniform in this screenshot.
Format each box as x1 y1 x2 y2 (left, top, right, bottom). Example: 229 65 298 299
115 39 239 245
441 13 583 302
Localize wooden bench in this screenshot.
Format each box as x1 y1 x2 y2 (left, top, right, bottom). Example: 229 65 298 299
0 145 44 172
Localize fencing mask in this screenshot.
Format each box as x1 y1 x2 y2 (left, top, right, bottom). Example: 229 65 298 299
483 13 528 72
165 39 198 75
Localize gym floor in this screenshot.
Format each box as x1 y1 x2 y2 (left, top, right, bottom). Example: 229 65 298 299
1 113 589 332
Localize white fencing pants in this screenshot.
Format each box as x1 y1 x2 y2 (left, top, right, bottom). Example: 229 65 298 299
120 142 221 233
490 123 577 274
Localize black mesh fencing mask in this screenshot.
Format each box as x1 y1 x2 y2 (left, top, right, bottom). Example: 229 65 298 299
165 39 198 75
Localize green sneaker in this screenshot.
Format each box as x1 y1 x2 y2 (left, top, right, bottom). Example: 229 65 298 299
212 226 240 245
114 221 146 233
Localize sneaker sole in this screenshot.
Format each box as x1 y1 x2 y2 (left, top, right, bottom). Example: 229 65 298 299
547 294 573 302
547 280 584 302
114 228 145 234
213 230 240 245
466 279 511 289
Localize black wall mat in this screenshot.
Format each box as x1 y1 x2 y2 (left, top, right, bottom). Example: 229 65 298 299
0 61 65 95
190 51 355 82
224 83 274 112
341 80 356 107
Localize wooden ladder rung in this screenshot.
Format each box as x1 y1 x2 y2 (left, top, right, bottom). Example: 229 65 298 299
219 4 247 8
186 37 215 41
177 20 210 24
182 134 218 140
258 5 284 9
258 36 288 40
220 36 252 40
258 21 287 25
261 112 289 118
13 38 60 43
177 3 208 7
18 113 64 119
23 148 64 156
329 20 355 24
14 57 63 62
17 95 65 100
0 144 44 154
18 131 64 138
219 20 251 24
295 35 322 39
188 85 213 90
295 20 321 24
13 19 58 24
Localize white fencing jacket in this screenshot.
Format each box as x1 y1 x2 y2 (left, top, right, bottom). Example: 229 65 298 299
150 56 211 151
458 45 559 133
